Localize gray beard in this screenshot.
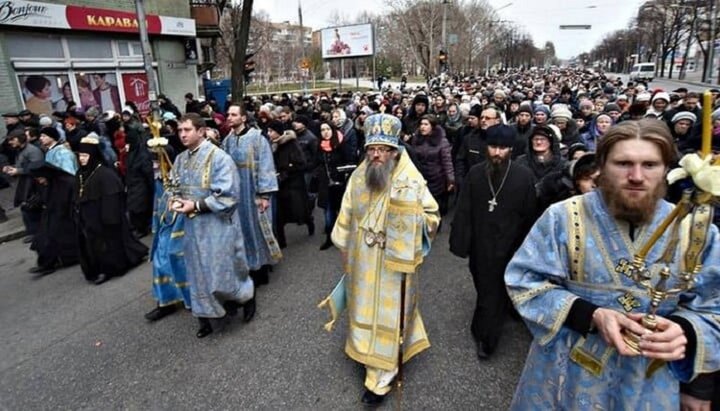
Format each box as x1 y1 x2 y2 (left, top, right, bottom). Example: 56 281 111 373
365 156 397 192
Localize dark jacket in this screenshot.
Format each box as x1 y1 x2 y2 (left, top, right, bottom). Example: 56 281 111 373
455 127 487 186
515 131 566 185
295 127 319 172
273 132 309 224
11 143 44 207
315 133 355 209
409 125 454 197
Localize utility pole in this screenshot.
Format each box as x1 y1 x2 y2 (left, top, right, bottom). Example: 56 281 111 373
134 0 159 115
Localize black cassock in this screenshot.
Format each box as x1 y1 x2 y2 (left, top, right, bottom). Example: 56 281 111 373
75 165 148 282
30 163 79 269
449 160 537 354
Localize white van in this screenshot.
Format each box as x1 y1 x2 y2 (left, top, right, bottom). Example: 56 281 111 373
629 63 655 83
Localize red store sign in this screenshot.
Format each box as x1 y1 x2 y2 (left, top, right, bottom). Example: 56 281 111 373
0 0 195 36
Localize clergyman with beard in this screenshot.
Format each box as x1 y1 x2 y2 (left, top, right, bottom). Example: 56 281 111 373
504 118 720 410
449 124 538 360
329 113 440 406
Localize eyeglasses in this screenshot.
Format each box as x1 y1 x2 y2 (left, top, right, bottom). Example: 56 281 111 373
480 116 497 120
366 146 394 154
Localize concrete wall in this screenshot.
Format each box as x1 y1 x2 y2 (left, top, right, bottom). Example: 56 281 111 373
154 38 199 109
0 33 22 137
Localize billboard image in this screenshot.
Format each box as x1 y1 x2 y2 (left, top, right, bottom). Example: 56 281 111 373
321 23 374 59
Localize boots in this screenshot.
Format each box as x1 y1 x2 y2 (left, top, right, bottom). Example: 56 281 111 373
144 303 179 322
250 265 270 286
319 233 333 250
196 317 213 338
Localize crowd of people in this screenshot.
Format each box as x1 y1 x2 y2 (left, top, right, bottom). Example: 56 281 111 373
0 66 718 408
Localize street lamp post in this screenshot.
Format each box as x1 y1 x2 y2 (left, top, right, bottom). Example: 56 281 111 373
485 2 513 76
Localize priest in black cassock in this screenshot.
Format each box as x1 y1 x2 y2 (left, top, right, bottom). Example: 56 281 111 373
449 124 538 360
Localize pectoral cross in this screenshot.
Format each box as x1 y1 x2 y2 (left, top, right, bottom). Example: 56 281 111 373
488 198 498 212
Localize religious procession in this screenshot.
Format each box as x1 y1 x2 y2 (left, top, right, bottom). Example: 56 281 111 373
1 64 719 409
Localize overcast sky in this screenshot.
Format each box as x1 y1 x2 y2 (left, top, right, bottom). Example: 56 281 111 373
254 0 645 59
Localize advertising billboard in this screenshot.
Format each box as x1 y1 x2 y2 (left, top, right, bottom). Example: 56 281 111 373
321 23 374 59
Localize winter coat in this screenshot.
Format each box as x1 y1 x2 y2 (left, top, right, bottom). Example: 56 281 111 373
409 125 454 197
515 129 566 185
272 132 309 225
315 132 355 209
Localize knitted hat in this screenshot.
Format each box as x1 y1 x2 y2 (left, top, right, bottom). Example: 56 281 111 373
534 105 550 117
551 106 572 121
267 120 285 135
40 127 60 141
39 115 53 127
468 104 483 118
604 103 621 114
651 92 670 104
364 114 401 149
636 92 652 103
671 111 697 124
517 104 533 115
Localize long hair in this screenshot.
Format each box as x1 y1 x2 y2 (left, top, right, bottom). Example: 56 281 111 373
320 121 341 150
596 118 677 167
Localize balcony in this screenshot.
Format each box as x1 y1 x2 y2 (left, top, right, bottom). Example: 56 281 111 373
190 0 220 37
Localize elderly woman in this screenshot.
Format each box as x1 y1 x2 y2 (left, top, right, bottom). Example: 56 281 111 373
409 114 454 216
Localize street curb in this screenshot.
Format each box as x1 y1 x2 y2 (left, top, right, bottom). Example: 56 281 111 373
0 227 25 244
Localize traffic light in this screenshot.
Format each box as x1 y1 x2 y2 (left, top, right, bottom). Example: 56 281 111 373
244 53 255 84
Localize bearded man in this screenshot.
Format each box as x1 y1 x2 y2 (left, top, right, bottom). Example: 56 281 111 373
505 119 720 410
330 113 440 406
449 124 537 359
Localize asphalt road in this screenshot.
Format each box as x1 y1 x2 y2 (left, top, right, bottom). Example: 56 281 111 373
0 207 531 410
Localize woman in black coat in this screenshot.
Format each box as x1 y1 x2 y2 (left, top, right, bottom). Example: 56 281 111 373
28 162 79 275
75 136 148 285
267 123 309 249
315 121 356 250
408 114 455 215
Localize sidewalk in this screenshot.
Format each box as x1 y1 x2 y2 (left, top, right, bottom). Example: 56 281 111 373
0 183 26 244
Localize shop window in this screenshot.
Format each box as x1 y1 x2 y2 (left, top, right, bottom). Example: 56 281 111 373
118 41 144 57
67 38 113 59
5 33 64 59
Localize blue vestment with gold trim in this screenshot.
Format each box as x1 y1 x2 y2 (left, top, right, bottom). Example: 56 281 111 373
222 128 282 270
505 190 720 409
172 140 254 318
150 179 190 308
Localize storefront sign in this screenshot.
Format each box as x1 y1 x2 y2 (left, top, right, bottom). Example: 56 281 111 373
122 73 150 116
0 0 195 36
